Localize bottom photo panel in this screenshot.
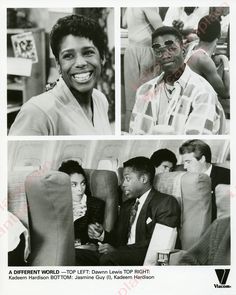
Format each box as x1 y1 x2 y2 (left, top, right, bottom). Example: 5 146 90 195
8 139 230 267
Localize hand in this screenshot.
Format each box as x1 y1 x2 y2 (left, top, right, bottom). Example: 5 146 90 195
212 54 229 68
88 223 104 239
98 242 116 254
172 20 184 31
185 32 198 43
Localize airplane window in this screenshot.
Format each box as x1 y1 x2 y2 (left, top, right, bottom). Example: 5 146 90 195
97 159 118 171
12 159 41 171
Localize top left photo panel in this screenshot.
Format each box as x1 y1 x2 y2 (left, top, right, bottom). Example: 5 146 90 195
7 8 115 136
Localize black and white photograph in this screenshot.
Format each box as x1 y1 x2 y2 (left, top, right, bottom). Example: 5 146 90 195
0 0 235 295
7 7 115 135
121 7 230 135
8 139 230 266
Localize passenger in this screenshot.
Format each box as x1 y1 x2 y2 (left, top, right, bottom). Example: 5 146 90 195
58 160 105 246
179 139 230 220
129 26 226 135
76 157 180 265
150 148 177 174
185 15 230 99
178 217 230 265
9 14 112 136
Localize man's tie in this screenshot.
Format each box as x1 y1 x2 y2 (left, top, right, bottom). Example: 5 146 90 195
128 199 140 238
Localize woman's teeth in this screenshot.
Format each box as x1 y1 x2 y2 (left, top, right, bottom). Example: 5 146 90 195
73 72 91 82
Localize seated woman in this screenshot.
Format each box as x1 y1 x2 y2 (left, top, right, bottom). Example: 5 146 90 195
58 160 105 246
9 14 112 135
150 149 177 174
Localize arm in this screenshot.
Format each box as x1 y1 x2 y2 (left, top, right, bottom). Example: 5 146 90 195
163 8 178 26
121 8 127 28
9 103 51 135
199 55 229 99
143 8 163 30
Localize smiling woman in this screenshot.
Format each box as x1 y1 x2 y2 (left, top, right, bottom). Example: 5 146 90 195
9 14 112 136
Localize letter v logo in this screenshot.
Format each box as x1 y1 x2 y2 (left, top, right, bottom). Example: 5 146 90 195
215 269 230 284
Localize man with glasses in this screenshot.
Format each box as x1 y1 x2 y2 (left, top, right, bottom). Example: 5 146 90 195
129 26 226 135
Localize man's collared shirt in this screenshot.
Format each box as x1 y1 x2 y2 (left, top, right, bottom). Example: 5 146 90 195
129 65 226 135
128 189 151 245
204 164 213 177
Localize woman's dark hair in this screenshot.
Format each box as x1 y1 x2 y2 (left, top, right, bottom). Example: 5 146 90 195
50 14 106 60
124 157 155 184
150 149 177 170
58 160 91 196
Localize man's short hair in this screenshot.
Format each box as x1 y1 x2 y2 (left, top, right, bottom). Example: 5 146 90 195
152 26 183 44
197 15 221 42
179 140 212 163
124 157 155 184
150 149 177 169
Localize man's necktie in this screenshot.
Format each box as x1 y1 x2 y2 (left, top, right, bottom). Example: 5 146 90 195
128 199 140 238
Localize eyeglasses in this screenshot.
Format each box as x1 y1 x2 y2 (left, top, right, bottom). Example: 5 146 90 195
152 40 179 57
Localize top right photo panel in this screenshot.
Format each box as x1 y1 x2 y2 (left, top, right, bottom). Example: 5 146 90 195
121 7 230 135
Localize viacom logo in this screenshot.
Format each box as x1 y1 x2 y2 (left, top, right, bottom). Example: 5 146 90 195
214 269 231 288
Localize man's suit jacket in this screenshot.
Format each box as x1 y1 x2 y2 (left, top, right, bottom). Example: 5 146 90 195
210 165 230 220
103 188 180 250
210 165 230 191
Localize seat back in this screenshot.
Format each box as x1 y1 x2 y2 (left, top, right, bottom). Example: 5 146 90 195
25 171 75 266
154 172 212 250
84 169 119 232
8 169 36 228
215 184 230 219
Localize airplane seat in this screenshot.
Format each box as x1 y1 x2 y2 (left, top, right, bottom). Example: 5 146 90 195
215 184 230 219
117 167 123 185
84 169 119 232
154 171 212 250
24 170 75 266
8 169 36 228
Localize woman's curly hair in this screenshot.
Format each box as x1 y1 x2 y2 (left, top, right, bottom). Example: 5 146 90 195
50 14 106 60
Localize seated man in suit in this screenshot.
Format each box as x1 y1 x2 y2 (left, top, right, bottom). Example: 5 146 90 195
76 156 180 266
179 139 230 220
